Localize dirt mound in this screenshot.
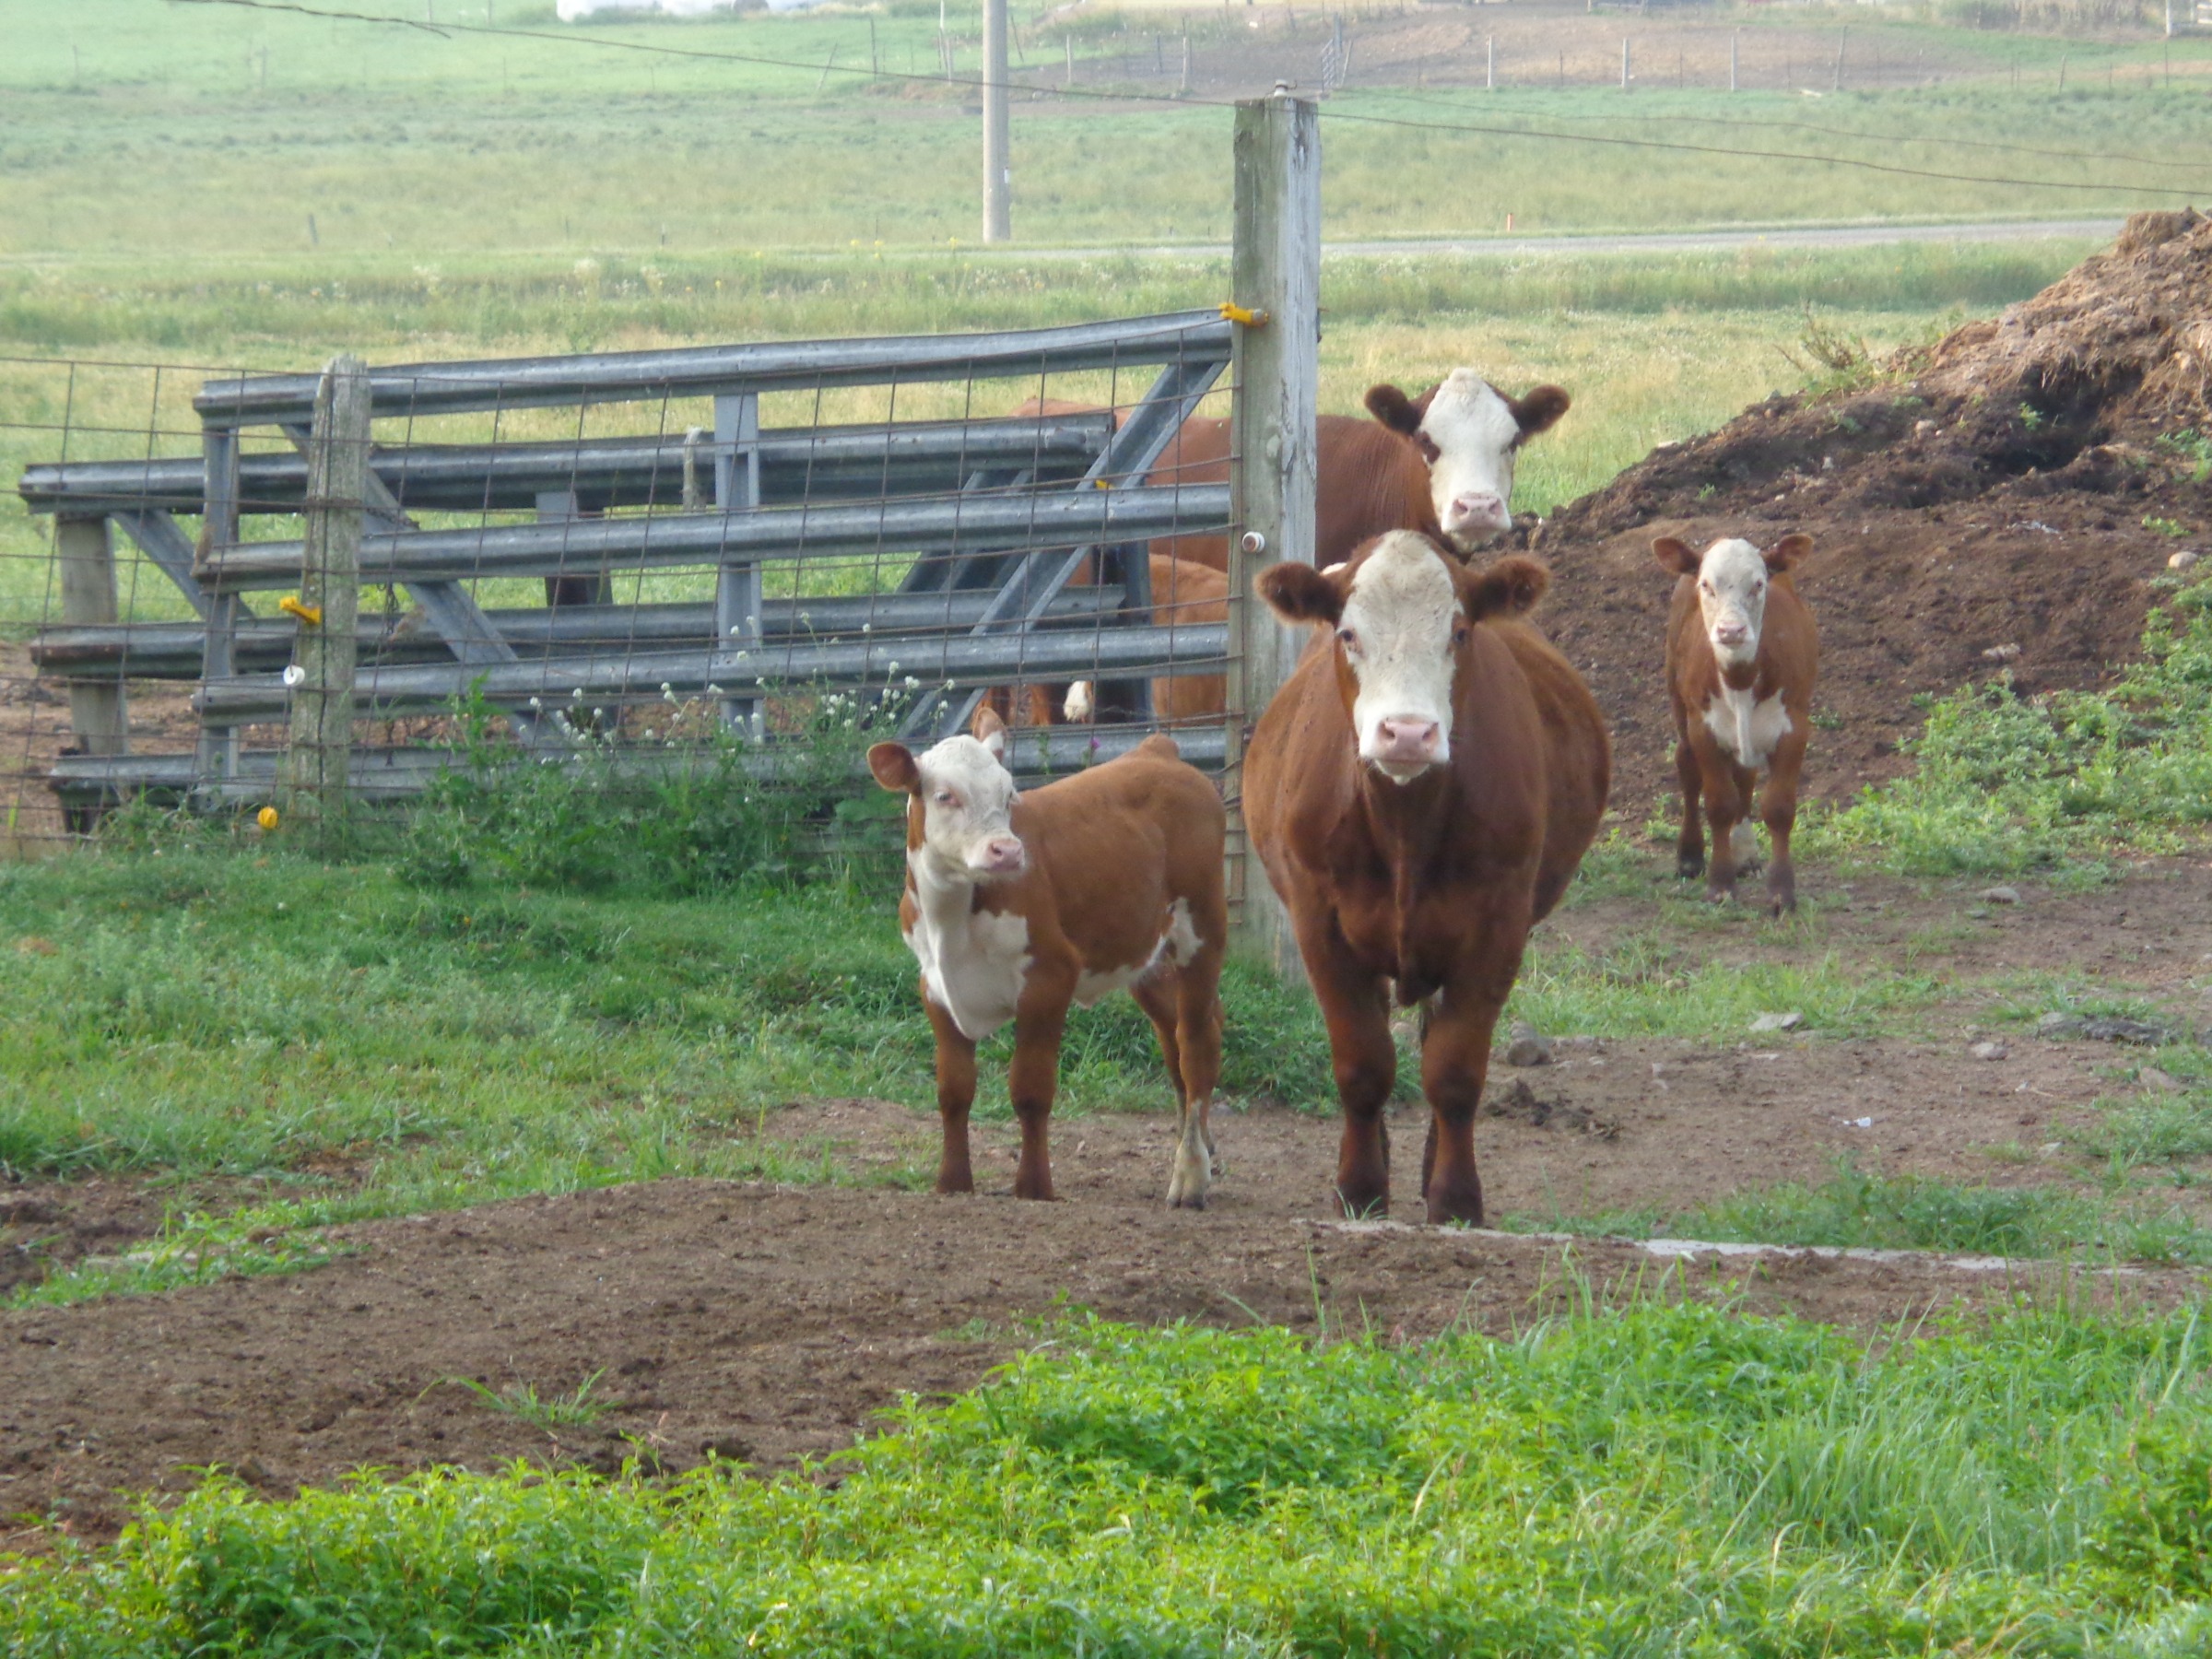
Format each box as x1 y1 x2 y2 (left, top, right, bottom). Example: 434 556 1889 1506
1528 209 2212 820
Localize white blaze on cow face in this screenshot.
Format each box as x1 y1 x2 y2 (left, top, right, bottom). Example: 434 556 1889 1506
1692 538 1773 669
1336 532 1465 784
909 732 1026 882
1418 371 1528 550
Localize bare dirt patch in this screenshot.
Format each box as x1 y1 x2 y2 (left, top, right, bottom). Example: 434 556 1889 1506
1530 209 2212 819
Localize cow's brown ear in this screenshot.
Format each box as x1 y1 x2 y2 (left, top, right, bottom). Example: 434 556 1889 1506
1509 384 1571 440
1364 383 1422 436
1764 533 1813 572
1464 555 1550 622
1652 536 1701 577
1256 561 1344 626
867 742 920 793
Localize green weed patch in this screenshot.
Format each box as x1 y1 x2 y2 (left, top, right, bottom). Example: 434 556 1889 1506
1803 573 2212 876
9 1300 2212 1655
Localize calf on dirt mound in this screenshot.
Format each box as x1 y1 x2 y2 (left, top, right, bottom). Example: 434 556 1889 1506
1529 209 2212 818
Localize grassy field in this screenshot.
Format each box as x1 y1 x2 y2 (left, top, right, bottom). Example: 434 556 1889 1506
0 237 2096 622
11 1299 2212 1655
2 1 2206 254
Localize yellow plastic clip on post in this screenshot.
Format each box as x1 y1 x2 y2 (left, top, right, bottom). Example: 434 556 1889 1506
1218 302 1271 328
277 595 324 627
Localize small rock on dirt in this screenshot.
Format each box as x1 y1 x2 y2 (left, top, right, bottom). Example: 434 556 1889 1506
1748 1011 1804 1034
2035 1012 2086 1039
1503 1021 1553 1067
1978 886 2023 905
2171 548 2201 571
1981 643 2022 663
2083 1017 2172 1045
1969 1040 2009 1061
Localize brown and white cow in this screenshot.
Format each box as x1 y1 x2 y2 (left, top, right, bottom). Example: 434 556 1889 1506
1361 372 1573 552
866 709 1228 1207
1243 532 1610 1225
1060 373 1571 724
1653 533 1820 914
1149 371 1571 571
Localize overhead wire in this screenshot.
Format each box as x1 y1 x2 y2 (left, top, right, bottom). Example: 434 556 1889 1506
171 0 2205 200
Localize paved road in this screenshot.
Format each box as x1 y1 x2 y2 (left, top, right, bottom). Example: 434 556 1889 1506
984 218 2124 261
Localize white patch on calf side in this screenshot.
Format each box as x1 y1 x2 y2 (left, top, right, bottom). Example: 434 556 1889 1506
1339 532 1461 783
1073 900 1203 1008
1702 687 1793 769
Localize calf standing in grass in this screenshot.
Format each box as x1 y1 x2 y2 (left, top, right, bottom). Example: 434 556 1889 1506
866 710 1227 1208
1653 533 1820 914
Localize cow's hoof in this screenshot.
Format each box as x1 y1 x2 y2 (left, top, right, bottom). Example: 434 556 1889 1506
1676 854 1705 879
1705 887 1737 907
1167 1189 1207 1211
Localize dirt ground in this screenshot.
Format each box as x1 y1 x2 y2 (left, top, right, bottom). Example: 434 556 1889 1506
6 861 2210 1547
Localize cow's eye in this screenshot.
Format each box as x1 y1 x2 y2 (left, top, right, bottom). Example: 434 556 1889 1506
1336 627 1358 651
1453 623 1471 647
1700 581 1713 593
934 789 957 807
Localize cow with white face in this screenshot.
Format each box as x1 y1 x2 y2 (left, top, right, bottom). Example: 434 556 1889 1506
868 709 1228 1208
1365 371 1572 553
1653 532 1821 914
1242 531 1611 1224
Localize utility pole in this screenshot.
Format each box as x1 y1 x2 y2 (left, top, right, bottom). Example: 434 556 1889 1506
982 0 1011 241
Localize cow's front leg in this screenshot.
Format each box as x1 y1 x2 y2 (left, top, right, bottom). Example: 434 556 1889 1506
1420 930 1526 1227
1673 735 1707 879
924 991 980 1194
1699 747 1746 905
1006 999 1069 1201
1297 911 1395 1218
1761 730 1810 915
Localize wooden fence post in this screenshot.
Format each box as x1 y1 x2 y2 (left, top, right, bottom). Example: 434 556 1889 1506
1225 92 1319 988
276 355 370 839
56 514 129 809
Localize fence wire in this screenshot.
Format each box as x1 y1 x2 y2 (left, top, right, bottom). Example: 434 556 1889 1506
4 313 1240 853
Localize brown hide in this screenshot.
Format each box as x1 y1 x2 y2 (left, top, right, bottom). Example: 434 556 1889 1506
881 727 1228 1205
1147 414 1443 572
1655 535 1821 914
1147 554 1228 724
1242 539 1610 1225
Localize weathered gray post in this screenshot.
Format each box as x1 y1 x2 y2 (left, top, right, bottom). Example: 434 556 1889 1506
1225 92 1319 987
982 0 1010 241
1621 37 1631 89
276 355 370 838
1730 29 1738 91
56 515 128 768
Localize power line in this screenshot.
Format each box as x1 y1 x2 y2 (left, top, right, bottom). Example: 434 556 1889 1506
169 0 2203 200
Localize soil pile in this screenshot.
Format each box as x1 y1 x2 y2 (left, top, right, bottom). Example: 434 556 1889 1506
1528 208 2212 818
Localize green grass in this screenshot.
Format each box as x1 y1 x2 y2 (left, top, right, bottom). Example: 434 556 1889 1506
1800 571 2212 877
3 1 2205 256
10 1298 2212 1654
448 1368 616 1430
1512 1160 2212 1267
0 845 1331 1182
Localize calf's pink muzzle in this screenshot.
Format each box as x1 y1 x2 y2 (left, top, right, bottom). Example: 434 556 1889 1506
967 834 1027 877
1371 716 1443 769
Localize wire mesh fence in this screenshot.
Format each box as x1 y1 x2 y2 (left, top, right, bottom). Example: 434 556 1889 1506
4 312 1241 866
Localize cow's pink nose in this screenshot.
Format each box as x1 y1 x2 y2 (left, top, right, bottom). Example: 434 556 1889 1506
1448 492 1508 527
1374 717 1441 764
1714 622 1748 646
971 835 1027 875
